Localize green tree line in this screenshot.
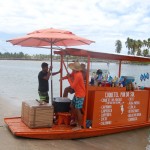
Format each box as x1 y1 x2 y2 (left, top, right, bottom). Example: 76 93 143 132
0 52 31 59
0 52 79 61
0 52 52 60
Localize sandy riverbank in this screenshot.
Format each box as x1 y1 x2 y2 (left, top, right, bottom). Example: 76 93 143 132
0 96 150 150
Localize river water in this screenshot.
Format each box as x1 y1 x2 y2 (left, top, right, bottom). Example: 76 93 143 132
0 60 150 149
0 60 150 105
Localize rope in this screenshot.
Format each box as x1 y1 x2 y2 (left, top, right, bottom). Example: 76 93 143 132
62 60 69 74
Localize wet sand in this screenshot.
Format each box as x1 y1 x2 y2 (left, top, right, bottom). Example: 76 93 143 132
0 96 150 150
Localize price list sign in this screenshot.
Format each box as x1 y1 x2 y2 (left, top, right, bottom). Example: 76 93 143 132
92 90 149 128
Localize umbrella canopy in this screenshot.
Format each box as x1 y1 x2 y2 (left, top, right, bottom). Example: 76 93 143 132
7 28 94 47
7 28 94 104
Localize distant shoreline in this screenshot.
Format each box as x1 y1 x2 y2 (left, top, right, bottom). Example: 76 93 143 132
0 58 149 65
0 58 59 61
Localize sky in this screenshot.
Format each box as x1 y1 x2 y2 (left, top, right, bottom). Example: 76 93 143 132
0 0 150 55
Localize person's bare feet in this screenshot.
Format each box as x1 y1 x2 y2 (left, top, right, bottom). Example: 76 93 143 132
72 126 82 130
70 120 77 126
36 99 45 105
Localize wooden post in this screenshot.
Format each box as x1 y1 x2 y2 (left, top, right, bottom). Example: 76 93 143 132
83 55 90 128
118 60 122 78
60 54 63 97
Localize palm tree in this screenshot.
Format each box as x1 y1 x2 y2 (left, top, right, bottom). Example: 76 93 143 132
137 40 143 49
143 40 148 47
129 39 135 55
137 49 142 56
126 39 142 55
135 40 143 56
115 40 122 53
143 49 149 57
125 37 131 54
125 37 135 54
125 38 150 57
147 38 150 49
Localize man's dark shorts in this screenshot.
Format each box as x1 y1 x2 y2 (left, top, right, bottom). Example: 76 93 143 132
38 91 49 103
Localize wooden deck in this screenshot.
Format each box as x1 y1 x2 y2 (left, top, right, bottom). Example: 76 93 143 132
4 117 150 140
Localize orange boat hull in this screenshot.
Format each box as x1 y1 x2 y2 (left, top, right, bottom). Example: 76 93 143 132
4 117 150 140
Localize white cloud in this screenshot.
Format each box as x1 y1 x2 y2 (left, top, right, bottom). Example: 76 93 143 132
0 0 150 54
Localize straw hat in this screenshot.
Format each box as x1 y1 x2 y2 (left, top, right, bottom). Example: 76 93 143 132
68 62 82 71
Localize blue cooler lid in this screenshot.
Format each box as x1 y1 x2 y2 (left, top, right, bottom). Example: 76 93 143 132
120 76 135 84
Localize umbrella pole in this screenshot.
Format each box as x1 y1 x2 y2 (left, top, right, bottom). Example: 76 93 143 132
50 43 53 105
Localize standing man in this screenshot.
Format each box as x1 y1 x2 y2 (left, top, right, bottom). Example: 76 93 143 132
38 62 60 104
67 62 85 129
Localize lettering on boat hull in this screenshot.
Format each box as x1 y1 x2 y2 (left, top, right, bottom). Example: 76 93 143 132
91 90 149 128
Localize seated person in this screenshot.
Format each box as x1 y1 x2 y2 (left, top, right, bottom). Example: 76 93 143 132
60 70 74 97
90 72 96 85
95 69 103 86
61 63 86 97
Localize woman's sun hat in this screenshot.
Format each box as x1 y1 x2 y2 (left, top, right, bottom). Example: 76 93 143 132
68 62 82 71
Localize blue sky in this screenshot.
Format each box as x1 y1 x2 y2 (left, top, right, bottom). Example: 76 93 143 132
0 0 150 55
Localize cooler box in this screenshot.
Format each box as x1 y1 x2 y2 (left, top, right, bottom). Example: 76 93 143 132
21 101 54 128
53 97 71 113
120 76 135 84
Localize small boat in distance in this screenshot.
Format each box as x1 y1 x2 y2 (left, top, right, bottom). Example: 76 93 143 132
4 48 150 140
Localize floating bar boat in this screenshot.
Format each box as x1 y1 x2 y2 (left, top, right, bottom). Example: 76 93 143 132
4 48 150 139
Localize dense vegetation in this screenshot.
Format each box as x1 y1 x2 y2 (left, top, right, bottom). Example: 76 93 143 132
115 38 150 57
0 52 57 60
0 52 80 61
1 37 150 60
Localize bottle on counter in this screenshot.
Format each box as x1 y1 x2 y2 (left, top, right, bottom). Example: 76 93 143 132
134 82 139 90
